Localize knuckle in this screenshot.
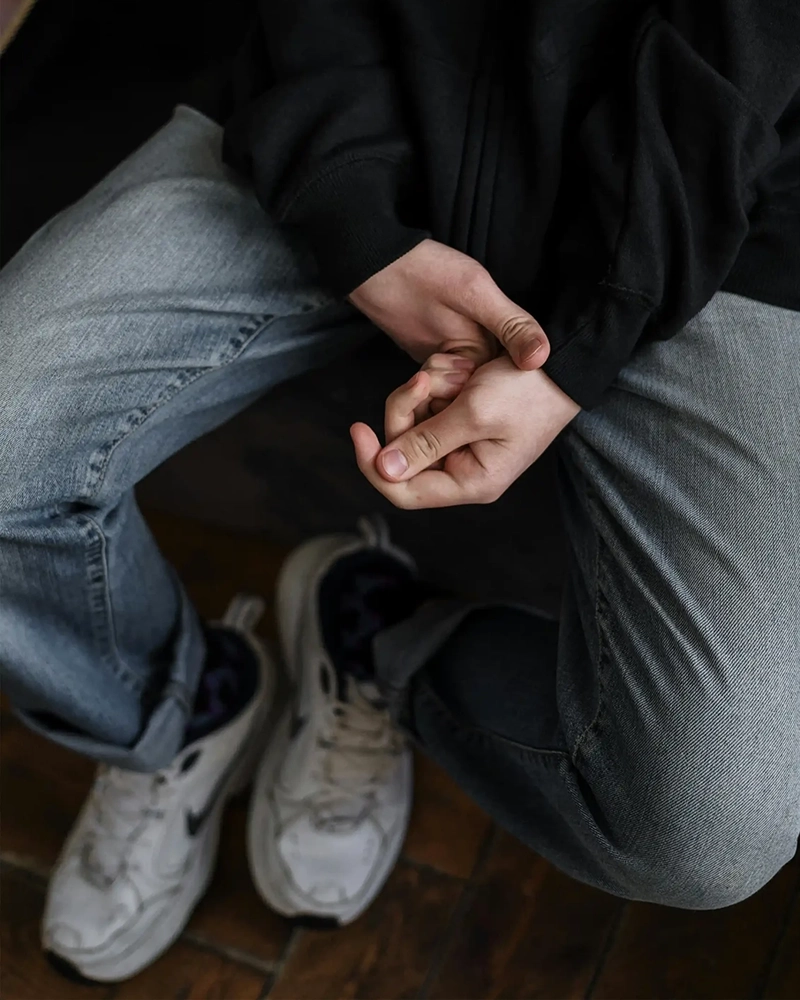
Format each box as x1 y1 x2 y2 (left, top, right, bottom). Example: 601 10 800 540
407 428 443 462
498 315 534 346
425 352 450 369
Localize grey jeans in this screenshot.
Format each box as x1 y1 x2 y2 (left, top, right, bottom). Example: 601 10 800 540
1 107 798 910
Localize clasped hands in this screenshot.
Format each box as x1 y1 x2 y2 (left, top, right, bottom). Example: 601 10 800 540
348 239 581 509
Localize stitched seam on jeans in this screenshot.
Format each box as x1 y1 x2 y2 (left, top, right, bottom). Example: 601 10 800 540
572 487 613 763
72 313 273 692
79 512 143 692
417 677 571 762
80 313 274 503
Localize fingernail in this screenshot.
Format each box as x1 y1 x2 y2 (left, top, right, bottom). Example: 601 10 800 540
451 358 476 370
381 449 408 478
445 372 468 383
523 339 545 362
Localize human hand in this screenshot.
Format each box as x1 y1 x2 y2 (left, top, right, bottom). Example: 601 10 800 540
350 355 581 509
348 239 550 370
383 352 477 445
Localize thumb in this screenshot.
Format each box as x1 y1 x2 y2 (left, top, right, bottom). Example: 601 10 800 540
463 278 550 370
376 407 473 482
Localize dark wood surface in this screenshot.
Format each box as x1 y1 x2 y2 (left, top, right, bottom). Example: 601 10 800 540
1 511 798 1000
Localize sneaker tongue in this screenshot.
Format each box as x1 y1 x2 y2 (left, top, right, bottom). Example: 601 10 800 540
348 677 385 710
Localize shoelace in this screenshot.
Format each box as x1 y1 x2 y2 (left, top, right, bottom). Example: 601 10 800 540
81 766 173 886
310 682 404 829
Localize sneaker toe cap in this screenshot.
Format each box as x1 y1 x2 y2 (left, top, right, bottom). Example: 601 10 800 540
44 871 143 953
277 813 384 904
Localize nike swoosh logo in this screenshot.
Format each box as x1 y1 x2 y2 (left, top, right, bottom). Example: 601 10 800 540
185 750 244 838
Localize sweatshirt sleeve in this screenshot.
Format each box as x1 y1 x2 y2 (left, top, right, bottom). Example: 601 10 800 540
541 0 800 409
223 0 429 297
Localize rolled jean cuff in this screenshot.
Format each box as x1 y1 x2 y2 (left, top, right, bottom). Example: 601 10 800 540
373 597 561 727
14 593 205 773
373 598 484 724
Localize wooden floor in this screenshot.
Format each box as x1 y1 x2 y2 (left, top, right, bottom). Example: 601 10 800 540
2 511 799 1000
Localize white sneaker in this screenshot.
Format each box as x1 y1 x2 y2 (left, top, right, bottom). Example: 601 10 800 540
42 596 277 983
247 518 415 926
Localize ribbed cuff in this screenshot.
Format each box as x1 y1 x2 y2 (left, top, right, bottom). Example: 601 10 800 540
283 156 430 296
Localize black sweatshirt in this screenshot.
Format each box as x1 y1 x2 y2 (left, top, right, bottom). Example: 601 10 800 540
222 0 800 409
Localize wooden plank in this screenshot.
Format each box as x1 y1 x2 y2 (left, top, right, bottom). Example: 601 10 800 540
0 865 113 1000
427 830 622 1000
402 752 493 879
762 881 800 1000
269 862 462 1000
0 712 94 871
592 857 799 1000
113 939 268 1000
187 797 292 964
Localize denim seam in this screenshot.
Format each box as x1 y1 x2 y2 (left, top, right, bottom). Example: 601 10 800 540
78 512 143 693
571 487 613 764
416 676 571 763
80 313 274 503
74 312 274 689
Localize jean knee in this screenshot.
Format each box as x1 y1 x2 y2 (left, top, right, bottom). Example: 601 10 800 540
629 840 791 910
615 784 797 909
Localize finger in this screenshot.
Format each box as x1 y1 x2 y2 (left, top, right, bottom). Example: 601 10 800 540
420 354 474 401
422 352 476 374
385 362 473 443
376 405 475 482
350 421 383 474
423 369 471 399
384 370 431 441
429 397 451 415
353 425 503 509
429 312 497 365
410 370 466 429
458 276 550 370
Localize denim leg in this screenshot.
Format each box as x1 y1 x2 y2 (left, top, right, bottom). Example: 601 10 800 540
0 106 371 770
375 293 800 909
